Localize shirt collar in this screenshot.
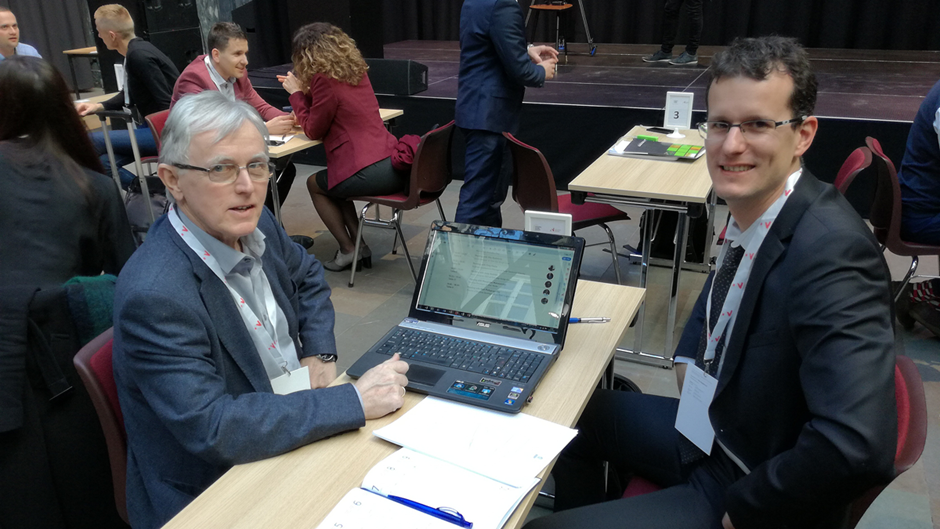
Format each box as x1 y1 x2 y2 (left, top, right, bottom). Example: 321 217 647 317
725 168 803 248
176 207 266 275
205 55 235 92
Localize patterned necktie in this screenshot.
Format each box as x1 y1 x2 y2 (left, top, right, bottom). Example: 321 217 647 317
678 244 746 465
698 244 746 376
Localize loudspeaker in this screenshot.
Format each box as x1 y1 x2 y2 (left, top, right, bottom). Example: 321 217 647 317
148 27 203 73
365 59 428 95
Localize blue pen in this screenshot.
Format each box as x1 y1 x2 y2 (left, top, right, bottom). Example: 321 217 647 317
569 317 610 323
364 489 473 527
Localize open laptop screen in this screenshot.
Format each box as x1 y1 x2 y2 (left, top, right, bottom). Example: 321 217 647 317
415 228 576 332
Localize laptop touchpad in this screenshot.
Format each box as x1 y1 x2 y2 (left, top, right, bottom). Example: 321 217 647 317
406 364 445 387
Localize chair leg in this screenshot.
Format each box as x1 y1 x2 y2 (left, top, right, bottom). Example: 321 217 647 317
390 208 401 255
436 199 447 222
599 223 623 285
349 203 373 288
893 256 919 303
392 215 418 282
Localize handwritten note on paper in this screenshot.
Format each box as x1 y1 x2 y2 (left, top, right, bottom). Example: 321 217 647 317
373 397 577 488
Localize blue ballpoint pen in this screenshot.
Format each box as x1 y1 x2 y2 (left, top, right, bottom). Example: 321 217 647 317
569 317 611 323
363 488 473 528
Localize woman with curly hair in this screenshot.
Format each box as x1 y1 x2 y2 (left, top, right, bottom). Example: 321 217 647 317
280 22 404 271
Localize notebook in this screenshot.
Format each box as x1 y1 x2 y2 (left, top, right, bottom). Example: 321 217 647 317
347 221 585 413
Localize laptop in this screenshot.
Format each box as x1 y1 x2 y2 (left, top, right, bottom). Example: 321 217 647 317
347 221 585 413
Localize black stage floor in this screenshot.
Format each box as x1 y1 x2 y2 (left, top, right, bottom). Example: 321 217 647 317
384 41 940 123
367 41 940 213
253 41 940 211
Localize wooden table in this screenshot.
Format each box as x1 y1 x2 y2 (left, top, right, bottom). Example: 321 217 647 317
266 108 405 224
164 280 645 529
63 46 98 99
568 126 713 367
77 92 117 131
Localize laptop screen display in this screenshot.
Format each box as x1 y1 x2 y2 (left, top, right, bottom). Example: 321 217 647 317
415 229 575 332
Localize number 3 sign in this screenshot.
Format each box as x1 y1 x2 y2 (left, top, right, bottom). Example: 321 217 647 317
664 91 694 135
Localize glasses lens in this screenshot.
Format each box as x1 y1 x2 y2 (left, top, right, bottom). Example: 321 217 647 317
697 122 708 139
741 120 776 135
247 162 274 181
208 164 238 183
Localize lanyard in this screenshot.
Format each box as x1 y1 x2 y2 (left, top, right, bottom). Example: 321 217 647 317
168 205 291 380
703 169 801 364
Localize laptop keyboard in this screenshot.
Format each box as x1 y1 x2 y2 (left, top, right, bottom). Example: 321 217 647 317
375 328 544 383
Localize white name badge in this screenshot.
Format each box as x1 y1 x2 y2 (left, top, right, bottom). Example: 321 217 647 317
675 364 718 455
270 366 312 395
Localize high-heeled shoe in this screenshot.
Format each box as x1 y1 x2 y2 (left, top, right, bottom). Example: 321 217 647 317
323 245 372 272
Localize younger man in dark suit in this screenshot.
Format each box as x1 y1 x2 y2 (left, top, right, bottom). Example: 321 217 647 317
526 36 897 529
75 4 179 187
454 0 557 227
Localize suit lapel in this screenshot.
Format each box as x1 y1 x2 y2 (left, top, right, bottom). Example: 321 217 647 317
166 220 272 393
714 171 825 396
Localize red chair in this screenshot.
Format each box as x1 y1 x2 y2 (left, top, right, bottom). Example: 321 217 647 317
145 109 171 154
345 121 456 287
620 355 928 529
834 146 872 194
504 132 630 284
72 328 128 525
865 137 940 301
846 354 927 527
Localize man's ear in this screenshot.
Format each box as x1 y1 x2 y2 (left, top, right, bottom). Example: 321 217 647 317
794 115 818 158
211 48 221 63
158 163 184 203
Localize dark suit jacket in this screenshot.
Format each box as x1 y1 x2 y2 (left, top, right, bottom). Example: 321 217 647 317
113 209 365 529
455 0 546 133
170 55 286 121
289 72 397 190
675 171 897 528
102 38 180 119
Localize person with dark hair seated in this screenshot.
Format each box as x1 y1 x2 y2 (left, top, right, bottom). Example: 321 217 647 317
0 55 135 287
525 36 896 529
172 21 300 214
279 22 407 271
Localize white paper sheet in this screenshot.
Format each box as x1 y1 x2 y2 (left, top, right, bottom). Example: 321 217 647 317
373 397 577 488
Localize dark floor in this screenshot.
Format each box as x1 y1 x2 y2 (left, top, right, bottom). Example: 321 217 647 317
383 41 940 122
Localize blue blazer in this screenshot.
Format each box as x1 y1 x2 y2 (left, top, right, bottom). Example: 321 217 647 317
675 172 897 527
456 0 546 133
113 209 365 529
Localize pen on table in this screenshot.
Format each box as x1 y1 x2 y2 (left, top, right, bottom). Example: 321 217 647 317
569 317 611 324
364 489 473 528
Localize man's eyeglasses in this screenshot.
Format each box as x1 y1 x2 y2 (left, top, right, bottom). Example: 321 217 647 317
697 116 807 140
172 161 275 184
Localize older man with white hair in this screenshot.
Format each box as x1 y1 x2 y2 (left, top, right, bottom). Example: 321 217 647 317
112 91 410 529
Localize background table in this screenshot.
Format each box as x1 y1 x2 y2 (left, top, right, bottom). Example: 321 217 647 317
163 280 644 529
63 46 98 99
568 126 713 367
266 108 405 224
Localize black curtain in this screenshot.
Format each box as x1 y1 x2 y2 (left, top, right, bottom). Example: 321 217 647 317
382 0 940 50
6 0 95 92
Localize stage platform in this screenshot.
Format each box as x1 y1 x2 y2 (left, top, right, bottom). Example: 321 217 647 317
383 41 940 123
251 41 940 212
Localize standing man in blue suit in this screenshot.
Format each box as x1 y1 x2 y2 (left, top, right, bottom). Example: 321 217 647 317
455 0 558 227
113 92 410 529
